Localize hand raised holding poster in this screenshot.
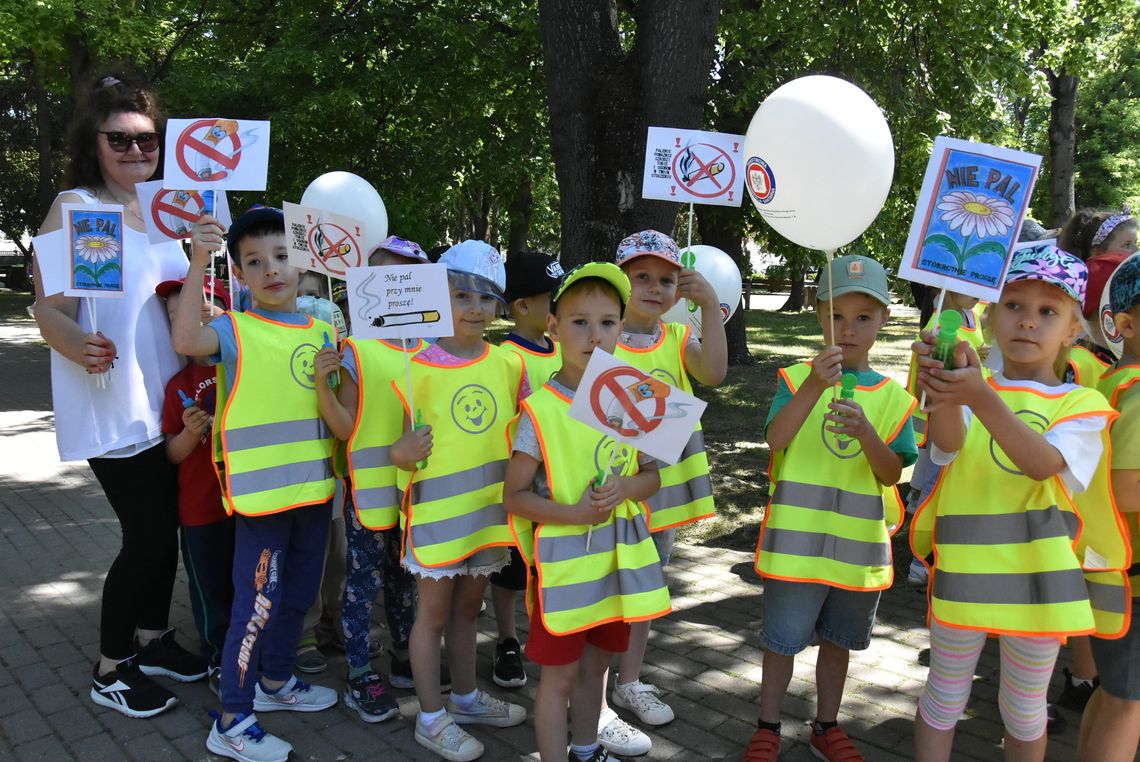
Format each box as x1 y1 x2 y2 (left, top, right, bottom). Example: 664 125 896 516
283 201 367 278
136 180 232 244
162 118 270 190
568 349 706 465
344 263 453 340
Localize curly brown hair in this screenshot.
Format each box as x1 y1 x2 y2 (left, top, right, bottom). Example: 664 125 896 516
66 68 165 190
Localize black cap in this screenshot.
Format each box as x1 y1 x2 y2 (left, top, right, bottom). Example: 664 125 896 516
226 205 284 256
505 251 565 301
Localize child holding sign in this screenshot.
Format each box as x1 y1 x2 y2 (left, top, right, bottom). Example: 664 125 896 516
910 245 1114 761
389 240 528 761
746 255 917 762
504 262 669 762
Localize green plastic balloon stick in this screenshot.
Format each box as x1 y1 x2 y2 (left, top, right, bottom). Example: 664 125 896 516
681 250 698 312
414 409 428 470
933 310 964 370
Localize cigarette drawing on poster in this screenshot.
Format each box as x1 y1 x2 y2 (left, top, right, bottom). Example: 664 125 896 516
137 180 233 244
162 118 271 191
283 201 366 278
63 204 124 297
344 263 453 340
899 136 1042 302
641 126 746 208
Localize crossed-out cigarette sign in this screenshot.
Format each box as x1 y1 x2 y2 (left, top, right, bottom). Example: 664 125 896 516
589 367 667 438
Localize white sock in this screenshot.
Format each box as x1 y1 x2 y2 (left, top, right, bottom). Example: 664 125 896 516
418 707 447 732
450 688 478 709
571 742 599 761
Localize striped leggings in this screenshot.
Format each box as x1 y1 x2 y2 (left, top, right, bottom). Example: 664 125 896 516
918 619 1061 741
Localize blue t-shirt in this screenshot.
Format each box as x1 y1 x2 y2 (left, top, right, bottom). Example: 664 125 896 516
764 367 918 467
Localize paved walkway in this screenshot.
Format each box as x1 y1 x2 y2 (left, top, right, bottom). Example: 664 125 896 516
0 317 1082 761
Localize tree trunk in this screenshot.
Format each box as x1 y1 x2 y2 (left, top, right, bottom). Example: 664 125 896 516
696 204 752 365
539 0 722 267
779 260 805 311
1046 68 1078 227
506 178 533 255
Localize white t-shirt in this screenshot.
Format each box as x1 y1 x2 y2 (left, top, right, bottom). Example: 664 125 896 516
46 189 187 461
929 373 1106 493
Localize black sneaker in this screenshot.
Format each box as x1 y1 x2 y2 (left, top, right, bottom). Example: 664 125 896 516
1054 667 1098 711
493 637 527 688
1046 703 1066 734
568 746 617 761
389 651 452 691
344 671 399 723
90 658 178 718
136 629 208 682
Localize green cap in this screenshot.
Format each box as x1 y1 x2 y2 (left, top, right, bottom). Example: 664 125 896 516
552 262 631 306
817 255 890 306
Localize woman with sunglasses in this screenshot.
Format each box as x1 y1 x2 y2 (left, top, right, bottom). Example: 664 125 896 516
32 71 206 719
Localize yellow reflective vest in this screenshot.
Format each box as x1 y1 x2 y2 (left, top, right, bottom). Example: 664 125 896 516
501 337 562 391
509 385 671 635
907 306 987 447
757 363 915 590
615 322 714 531
910 378 1116 637
1069 344 1110 388
345 338 424 530
395 343 523 567
214 311 336 516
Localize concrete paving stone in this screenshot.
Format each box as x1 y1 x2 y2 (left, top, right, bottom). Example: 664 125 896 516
28 683 79 718
123 731 187 761
0 643 41 672
70 732 126 761
147 704 207 740
12 735 70 762
0 666 11 689
0 710 50 746
168 731 210 761
10 663 58 694
44 706 104 744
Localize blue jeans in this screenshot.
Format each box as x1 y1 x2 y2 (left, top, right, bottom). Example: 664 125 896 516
760 577 880 655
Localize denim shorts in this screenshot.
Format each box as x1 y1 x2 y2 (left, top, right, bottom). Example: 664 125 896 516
652 527 676 567
760 577 881 655
1091 616 1140 700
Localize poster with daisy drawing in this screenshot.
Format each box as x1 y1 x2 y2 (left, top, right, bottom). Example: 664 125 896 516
899 137 1041 302
62 204 125 297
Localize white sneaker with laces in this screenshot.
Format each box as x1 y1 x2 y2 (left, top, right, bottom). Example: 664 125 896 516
253 675 337 713
415 713 484 762
598 706 652 756
446 689 527 727
205 711 292 762
612 680 674 726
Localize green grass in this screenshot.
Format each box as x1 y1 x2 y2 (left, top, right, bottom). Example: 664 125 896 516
0 290 35 322
685 307 919 552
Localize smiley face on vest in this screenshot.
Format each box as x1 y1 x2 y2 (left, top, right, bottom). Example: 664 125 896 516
451 383 498 434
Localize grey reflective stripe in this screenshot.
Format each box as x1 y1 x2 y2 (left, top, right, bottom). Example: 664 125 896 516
229 457 332 497
934 568 1089 604
411 460 508 504
354 484 402 511
1087 578 1128 614
543 562 666 614
935 506 1078 545
352 445 392 470
771 481 884 522
537 515 651 563
411 502 507 549
761 526 889 567
646 473 713 512
227 418 330 452
677 429 705 461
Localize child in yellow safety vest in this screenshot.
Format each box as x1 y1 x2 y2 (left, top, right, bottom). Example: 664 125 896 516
175 207 345 762
389 240 528 761
604 230 726 743
504 262 670 762
1079 253 1140 762
489 250 565 691
910 244 1117 760
745 255 917 762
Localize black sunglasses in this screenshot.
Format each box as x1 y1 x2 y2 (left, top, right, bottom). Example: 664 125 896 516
98 130 161 153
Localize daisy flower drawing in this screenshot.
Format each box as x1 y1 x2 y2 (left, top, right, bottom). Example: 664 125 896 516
936 191 1015 239
75 233 120 264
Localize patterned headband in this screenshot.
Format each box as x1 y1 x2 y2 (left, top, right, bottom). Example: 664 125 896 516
1091 206 1133 248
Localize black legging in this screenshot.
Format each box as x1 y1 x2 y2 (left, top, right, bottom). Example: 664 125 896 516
88 443 180 661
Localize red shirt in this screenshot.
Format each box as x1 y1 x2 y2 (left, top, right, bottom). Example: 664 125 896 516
161 363 227 526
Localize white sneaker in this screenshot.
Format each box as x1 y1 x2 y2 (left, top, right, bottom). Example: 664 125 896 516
446 689 527 727
598 706 651 756
253 675 337 713
205 712 293 762
415 713 484 762
612 681 674 726
907 558 929 587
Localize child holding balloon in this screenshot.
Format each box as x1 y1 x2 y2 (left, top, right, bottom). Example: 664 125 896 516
910 245 1115 762
747 255 916 762
389 240 528 761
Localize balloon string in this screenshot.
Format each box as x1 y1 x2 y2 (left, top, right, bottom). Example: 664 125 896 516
920 287 946 412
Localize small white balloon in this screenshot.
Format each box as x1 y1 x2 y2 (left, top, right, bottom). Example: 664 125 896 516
301 171 389 255
661 245 743 339
742 75 894 251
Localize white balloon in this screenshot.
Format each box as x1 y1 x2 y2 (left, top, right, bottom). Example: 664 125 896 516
742 75 894 251
661 245 743 339
301 171 389 255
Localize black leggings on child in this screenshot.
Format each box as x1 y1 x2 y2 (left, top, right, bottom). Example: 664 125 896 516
88 444 180 661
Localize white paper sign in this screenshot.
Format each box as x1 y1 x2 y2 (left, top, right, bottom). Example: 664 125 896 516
283 201 367 279
136 180 232 245
899 136 1042 303
163 118 271 190
32 229 67 297
344 264 453 340
568 349 707 464
641 126 746 207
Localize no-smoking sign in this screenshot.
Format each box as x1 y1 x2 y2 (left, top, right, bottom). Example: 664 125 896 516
307 221 363 276
642 126 745 208
589 367 668 439
163 118 271 191
136 180 233 245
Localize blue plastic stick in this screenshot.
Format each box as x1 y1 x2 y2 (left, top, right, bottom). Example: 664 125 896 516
323 331 339 389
